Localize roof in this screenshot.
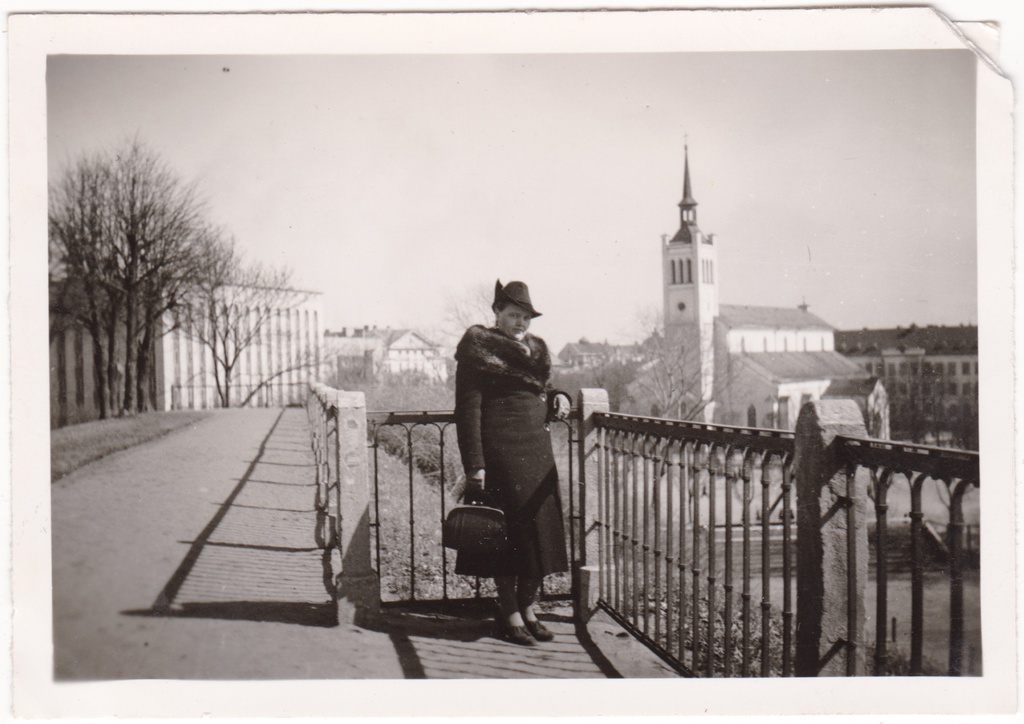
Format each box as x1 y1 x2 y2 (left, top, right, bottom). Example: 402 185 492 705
738 351 868 384
718 304 833 331
558 339 641 359
823 377 882 398
834 325 978 356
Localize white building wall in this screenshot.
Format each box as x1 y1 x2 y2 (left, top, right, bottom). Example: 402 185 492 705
160 289 323 411
726 328 833 354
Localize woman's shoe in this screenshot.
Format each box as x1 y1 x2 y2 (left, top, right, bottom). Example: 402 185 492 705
497 618 537 646
524 619 554 642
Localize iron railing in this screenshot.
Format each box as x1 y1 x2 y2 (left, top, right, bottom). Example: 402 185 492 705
836 436 980 676
306 383 340 551
366 410 578 607
591 412 796 677
303 384 980 678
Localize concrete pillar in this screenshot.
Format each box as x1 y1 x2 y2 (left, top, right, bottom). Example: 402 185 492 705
576 388 610 621
795 399 869 676
333 389 380 625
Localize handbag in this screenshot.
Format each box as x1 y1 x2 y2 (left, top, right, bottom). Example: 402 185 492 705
442 490 510 555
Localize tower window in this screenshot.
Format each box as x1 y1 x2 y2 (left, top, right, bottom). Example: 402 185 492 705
686 259 692 284
671 259 677 285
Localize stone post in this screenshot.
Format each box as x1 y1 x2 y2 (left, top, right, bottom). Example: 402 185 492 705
795 399 869 676
576 388 609 621
333 389 380 625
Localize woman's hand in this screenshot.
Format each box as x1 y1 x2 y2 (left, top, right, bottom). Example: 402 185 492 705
553 394 571 420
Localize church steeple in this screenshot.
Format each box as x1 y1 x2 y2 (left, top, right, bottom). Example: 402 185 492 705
671 144 701 243
679 144 697 220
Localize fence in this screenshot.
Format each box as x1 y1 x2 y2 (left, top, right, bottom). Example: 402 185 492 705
364 410 577 606
305 382 980 675
576 391 979 677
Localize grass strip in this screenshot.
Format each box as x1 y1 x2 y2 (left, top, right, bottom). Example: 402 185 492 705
50 411 212 482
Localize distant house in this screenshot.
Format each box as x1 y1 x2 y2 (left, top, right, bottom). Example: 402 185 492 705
835 325 977 446
324 326 448 383
557 338 643 369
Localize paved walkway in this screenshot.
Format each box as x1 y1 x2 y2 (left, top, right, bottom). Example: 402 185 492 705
51 407 675 680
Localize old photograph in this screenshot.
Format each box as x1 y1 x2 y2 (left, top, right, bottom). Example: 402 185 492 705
8 6 1017 719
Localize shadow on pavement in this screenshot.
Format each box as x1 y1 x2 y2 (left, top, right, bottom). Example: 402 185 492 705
123 408 340 629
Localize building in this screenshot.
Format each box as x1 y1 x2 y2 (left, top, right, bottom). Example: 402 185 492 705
324 326 449 384
50 287 323 427
164 289 323 410
640 145 880 433
835 325 977 446
557 338 643 369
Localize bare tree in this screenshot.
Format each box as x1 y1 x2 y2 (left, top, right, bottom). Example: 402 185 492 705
49 154 117 417
49 139 210 417
623 306 718 422
183 235 318 408
442 281 494 340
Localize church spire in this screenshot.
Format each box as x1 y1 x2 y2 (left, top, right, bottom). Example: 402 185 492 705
680 144 697 212
671 142 700 243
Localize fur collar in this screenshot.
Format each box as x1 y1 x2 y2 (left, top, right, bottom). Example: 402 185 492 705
455 325 551 392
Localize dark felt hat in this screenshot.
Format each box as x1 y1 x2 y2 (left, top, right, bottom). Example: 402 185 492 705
494 279 542 318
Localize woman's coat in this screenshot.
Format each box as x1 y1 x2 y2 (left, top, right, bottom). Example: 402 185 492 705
453 324 569 578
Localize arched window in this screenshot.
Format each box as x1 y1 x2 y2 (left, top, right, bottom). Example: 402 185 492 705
709 260 714 283
671 259 677 285
686 259 692 284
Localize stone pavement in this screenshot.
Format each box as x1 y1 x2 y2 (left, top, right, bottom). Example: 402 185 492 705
51 407 676 680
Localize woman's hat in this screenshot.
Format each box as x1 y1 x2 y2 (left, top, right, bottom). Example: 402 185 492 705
494 279 542 318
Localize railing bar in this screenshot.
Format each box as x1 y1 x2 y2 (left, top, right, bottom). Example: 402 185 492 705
909 473 926 675
741 452 754 677
665 441 676 661
439 426 449 602
873 468 890 676
568 421 578 594
705 444 716 678
631 435 641 628
781 457 794 677
846 461 859 676
598 425 607 606
407 425 417 601
653 441 664 648
610 434 618 614
642 437 651 637
724 447 735 677
679 441 689 666
691 442 701 675
760 453 772 677
949 478 971 676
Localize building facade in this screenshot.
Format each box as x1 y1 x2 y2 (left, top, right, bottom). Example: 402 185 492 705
835 325 977 447
557 338 643 369
324 326 448 384
50 287 323 427
647 146 880 433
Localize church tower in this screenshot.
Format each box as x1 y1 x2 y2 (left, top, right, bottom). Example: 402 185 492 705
662 145 718 420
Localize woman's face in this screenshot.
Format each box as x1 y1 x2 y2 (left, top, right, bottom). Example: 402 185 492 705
495 303 532 340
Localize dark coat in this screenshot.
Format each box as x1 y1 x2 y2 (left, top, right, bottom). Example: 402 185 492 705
453 325 569 579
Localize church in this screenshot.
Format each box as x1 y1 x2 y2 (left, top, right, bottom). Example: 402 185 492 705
650 147 887 435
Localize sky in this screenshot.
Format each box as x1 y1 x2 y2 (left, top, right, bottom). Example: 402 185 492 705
47 50 977 352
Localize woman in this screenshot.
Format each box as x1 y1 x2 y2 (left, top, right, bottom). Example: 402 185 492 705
454 280 572 646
